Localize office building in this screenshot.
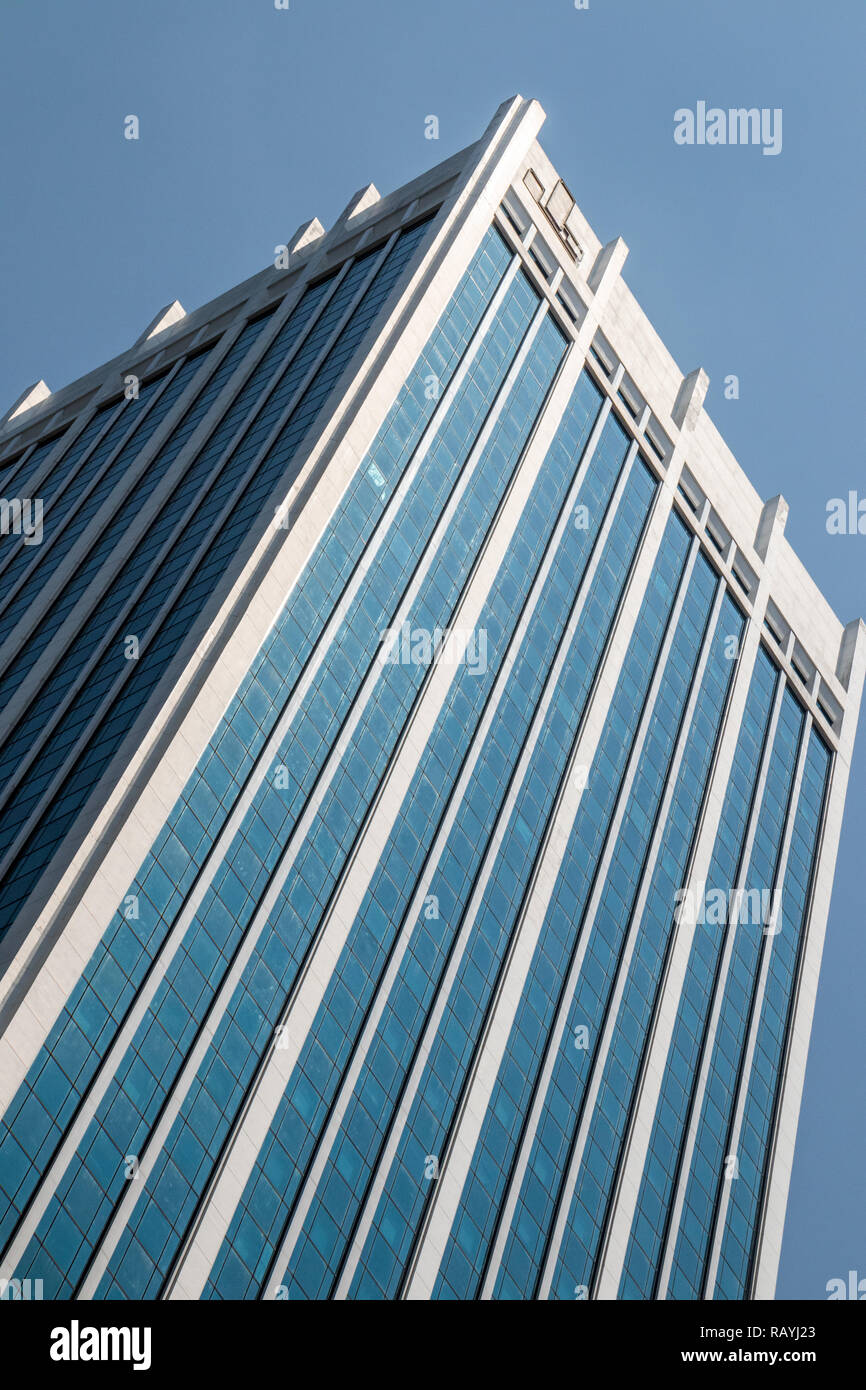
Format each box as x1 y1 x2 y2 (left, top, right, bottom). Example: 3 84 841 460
0 97 861 1300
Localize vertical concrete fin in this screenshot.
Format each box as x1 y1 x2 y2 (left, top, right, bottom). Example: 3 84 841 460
588 236 628 295
287 218 325 257
672 366 709 432
136 301 186 344
341 183 381 224
836 618 866 692
1 380 52 427
755 494 788 561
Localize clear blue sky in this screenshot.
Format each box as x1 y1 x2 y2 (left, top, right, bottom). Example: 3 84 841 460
0 0 863 1299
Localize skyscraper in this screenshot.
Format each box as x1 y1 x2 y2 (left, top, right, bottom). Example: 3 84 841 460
0 95 861 1301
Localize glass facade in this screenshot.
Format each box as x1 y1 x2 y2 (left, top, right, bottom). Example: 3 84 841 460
0 176 841 1304
0 219 432 935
